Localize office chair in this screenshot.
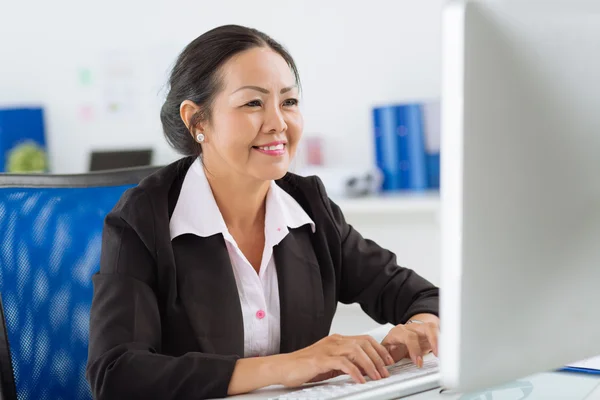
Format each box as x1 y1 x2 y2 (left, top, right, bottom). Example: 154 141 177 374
0 166 160 400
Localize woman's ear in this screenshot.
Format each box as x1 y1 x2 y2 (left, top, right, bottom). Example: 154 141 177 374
179 100 205 138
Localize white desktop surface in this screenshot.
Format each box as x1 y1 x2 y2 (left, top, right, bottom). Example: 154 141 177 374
224 325 600 400
409 373 600 400
226 371 600 400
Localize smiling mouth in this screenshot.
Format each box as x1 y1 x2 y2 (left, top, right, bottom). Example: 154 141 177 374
252 143 287 156
253 143 286 151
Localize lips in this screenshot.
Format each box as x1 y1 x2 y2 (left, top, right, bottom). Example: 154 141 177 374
252 142 287 156
254 143 285 151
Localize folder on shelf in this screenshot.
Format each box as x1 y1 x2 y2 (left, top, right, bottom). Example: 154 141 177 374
373 105 403 191
396 103 427 192
0 106 48 173
422 101 441 190
372 103 428 192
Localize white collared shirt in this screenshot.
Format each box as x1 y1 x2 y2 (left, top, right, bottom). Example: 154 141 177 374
169 158 315 357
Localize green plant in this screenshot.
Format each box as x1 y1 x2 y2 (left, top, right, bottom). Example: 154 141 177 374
6 141 48 173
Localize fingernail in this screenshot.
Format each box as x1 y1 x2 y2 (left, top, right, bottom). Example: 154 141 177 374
417 356 423 368
387 355 394 365
382 367 390 378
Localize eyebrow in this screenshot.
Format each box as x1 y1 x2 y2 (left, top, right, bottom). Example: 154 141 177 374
232 85 297 95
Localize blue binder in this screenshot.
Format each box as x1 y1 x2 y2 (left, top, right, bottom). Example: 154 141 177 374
0 107 48 173
396 104 427 191
422 100 441 190
373 103 428 192
426 153 440 189
373 105 402 191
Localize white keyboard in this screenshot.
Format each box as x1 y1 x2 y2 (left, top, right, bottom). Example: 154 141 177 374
271 358 439 400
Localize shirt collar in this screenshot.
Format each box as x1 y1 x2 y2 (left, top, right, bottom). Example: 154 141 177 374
169 158 315 243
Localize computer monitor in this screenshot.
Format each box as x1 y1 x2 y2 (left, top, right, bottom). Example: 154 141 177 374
440 0 600 392
89 149 153 172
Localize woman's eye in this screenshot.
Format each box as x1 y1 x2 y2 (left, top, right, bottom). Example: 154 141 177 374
245 100 262 107
283 98 299 107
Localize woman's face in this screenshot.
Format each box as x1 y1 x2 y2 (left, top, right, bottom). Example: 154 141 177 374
197 47 303 182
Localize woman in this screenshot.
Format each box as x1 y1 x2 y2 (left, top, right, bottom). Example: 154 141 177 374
86 24 440 400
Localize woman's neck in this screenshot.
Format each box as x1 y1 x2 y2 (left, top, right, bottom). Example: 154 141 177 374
203 164 270 233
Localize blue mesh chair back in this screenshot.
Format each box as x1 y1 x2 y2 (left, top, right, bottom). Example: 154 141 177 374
0 167 160 400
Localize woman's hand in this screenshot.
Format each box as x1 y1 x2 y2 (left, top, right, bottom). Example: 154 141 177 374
277 334 396 387
381 315 440 368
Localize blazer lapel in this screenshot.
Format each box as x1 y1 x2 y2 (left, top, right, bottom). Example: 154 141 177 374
275 226 326 353
171 233 244 357
170 223 326 357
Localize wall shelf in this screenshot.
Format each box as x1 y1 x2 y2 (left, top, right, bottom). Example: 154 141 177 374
332 191 440 215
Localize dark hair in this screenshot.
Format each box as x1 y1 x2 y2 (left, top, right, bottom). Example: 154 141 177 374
160 25 301 156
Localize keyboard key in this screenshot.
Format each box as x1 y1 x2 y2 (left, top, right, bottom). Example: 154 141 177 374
271 358 439 400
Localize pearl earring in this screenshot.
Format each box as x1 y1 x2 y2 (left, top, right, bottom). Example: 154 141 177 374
196 133 205 143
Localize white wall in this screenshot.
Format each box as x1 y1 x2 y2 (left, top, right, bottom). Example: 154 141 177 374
329 202 440 335
1 0 444 335
0 0 444 173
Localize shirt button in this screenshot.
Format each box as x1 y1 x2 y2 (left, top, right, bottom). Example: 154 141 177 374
256 310 266 320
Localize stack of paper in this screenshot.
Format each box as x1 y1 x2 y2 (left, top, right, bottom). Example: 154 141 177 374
564 356 600 374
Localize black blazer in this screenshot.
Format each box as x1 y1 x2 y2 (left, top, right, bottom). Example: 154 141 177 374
86 156 439 400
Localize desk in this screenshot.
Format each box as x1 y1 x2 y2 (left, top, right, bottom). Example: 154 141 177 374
230 372 600 400
409 373 600 399
226 325 600 400
227 368 600 400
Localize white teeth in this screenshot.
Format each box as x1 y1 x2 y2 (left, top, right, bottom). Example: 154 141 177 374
259 144 284 151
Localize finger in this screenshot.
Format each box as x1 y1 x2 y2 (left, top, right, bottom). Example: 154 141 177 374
366 336 395 366
385 343 408 362
383 329 423 365
405 325 433 355
402 330 423 367
360 339 390 378
349 345 382 381
422 323 439 357
333 357 366 384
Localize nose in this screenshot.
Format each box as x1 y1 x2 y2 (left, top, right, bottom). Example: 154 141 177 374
263 103 287 134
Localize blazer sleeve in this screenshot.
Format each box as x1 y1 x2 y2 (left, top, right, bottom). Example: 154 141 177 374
314 177 439 325
86 190 239 400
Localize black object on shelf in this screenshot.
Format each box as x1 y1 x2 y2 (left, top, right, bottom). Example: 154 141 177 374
89 149 153 171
